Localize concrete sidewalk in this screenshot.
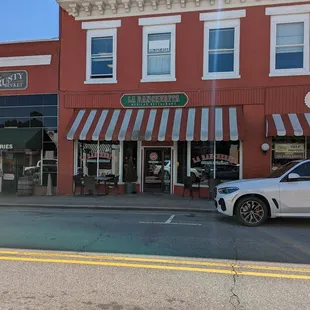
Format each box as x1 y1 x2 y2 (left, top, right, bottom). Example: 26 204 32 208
0 193 215 212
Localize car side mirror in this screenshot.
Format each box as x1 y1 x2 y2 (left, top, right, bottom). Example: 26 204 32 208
287 173 300 181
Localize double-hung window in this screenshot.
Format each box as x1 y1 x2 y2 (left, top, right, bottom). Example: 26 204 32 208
268 12 309 76
201 11 245 80
139 15 181 83
83 20 121 84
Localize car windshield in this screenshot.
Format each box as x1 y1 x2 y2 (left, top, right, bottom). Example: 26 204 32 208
268 161 300 178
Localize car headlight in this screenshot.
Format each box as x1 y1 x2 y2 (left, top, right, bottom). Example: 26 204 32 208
217 187 239 195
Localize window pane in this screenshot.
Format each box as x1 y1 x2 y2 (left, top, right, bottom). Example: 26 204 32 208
215 141 239 182
43 117 58 129
209 28 234 50
91 37 113 56
191 141 214 186
91 58 113 77
292 163 310 177
147 55 171 75
276 47 303 69
276 22 304 46
78 141 120 177
209 51 234 72
272 137 305 171
148 33 171 54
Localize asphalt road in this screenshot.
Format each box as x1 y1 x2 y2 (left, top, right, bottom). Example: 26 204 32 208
0 207 310 264
1 207 310 310
1 250 310 310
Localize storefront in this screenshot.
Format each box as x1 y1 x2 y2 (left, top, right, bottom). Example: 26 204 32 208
0 94 58 194
66 96 244 196
266 113 310 170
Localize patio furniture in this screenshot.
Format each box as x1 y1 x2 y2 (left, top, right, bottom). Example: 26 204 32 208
183 176 200 198
73 175 84 195
106 175 120 195
96 175 114 195
83 176 97 195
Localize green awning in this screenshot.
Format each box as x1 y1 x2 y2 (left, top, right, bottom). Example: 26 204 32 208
0 128 42 150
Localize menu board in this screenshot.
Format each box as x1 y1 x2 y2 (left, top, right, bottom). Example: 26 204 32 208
274 143 305 159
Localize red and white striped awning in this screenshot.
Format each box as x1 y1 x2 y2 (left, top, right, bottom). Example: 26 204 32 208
266 113 310 137
67 107 244 142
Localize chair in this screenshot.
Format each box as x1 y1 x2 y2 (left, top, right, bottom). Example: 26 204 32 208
183 176 200 198
73 175 84 195
106 175 119 195
83 176 97 195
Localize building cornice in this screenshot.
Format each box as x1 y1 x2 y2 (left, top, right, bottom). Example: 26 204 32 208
57 0 310 20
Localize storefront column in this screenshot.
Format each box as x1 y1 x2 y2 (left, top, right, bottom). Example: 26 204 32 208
186 141 191 177
96 140 100 177
213 141 216 179
137 141 142 186
73 141 78 175
119 141 124 183
239 141 243 179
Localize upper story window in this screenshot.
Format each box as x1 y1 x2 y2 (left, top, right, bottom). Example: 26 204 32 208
139 15 181 83
91 36 114 79
82 20 121 84
266 5 310 77
200 10 246 80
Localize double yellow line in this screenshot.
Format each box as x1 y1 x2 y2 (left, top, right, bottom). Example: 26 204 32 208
0 250 310 280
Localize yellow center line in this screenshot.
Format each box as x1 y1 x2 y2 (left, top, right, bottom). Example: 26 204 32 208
0 250 310 274
0 255 310 280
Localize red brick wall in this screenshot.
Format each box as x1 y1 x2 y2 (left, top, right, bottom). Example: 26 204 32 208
0 40 59 95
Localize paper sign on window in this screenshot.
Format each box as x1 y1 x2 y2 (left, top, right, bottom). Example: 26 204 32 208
149 40 170 53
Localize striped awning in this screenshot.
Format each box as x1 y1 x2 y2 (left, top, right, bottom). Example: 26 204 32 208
67 107 244 142
266 113 310 137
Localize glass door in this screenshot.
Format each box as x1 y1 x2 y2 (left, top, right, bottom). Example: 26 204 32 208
144 148 171 193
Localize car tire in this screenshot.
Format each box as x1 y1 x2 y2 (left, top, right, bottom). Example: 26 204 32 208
235 196 269 227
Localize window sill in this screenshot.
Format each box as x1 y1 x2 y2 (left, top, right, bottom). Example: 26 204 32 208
140 76 176 83
202 74 241 80
84 79 118 84
269 70 310 77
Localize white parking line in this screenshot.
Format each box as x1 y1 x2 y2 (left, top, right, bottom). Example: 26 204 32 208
165 215 175 224
138 221 201 226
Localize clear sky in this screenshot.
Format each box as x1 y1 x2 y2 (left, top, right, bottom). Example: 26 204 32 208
0 0 59 42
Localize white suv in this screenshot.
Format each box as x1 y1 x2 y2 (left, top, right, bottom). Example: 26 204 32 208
215 160 310 226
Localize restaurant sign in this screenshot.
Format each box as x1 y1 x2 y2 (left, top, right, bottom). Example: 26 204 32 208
192 154 238 165
0 71 28 90
274 143 305 159
121 93 188 108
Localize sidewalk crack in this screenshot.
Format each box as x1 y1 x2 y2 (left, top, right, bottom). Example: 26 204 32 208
229 225 241 310
229 264 240 310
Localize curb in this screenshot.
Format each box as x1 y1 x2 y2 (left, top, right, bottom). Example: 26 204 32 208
0 203 215 213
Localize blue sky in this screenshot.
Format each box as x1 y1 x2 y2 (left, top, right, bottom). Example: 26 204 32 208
1 0 59 42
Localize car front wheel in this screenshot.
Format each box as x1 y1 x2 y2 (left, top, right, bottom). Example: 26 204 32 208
235 197 268 227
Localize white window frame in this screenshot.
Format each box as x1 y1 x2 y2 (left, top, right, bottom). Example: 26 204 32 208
202 19 241 80
269 14 310 77
141 24 177 83
85 28 118 84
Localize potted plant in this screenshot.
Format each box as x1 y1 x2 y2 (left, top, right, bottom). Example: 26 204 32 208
124 155 137 194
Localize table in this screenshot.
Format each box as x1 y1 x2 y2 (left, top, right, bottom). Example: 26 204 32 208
96 176 114 195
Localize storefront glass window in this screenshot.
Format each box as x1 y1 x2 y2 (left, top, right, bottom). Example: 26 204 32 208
190 141 239 185
77 141 120 177
215 141 240 182
177 142 187 183
272 137 306 171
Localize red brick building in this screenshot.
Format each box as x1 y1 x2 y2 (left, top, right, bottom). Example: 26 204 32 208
0 39 59 194
56 0 310 196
